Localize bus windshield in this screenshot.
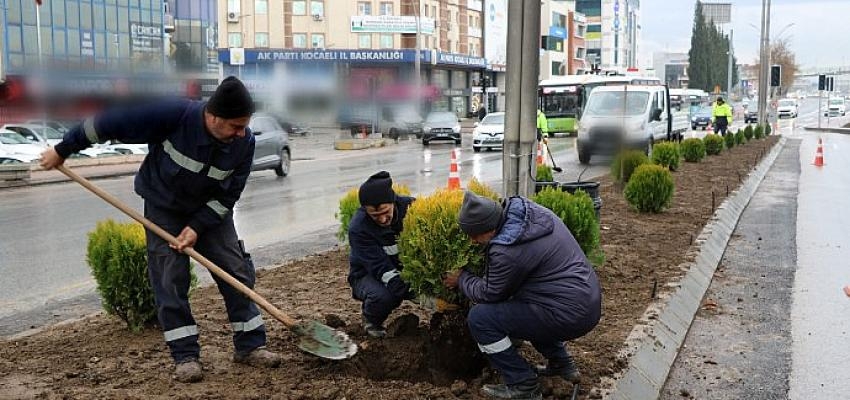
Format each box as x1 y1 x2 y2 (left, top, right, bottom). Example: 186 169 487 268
540 92 580 115
583 91 650 116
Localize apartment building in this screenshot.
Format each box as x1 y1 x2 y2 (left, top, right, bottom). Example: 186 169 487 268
568 11 587 75
576 0 640 73
218 0 486 118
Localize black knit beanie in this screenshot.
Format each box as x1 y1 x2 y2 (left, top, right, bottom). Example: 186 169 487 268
359 171 396 207
207 76 255 118
458 190 503 236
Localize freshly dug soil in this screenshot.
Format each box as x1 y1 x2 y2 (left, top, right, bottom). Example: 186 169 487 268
0 136 779 399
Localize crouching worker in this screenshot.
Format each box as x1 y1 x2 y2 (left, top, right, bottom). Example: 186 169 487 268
348 171 416 337
444 191 602 399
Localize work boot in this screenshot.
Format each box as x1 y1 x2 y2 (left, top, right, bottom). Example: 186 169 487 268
173 359 203 383
481 380 542 400
233 347 282 368
535 353 581 383
362 317 387 338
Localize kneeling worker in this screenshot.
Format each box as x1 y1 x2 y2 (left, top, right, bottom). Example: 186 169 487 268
347 171 416 337
445 191 602 399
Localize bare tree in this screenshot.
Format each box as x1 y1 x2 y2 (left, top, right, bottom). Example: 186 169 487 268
753 38 799 96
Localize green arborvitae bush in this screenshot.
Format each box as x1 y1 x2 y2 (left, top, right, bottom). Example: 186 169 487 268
399 189 485 303
336 184 411 243
724 131 736 149
532 187 600 257
754 125 765 139
735 129 747 145
624 164 675 213
87 220 154 332
704 134 724 155
610 150 649 183
536 164 554 182
651 141 681 171
764 123 772 136
468 178 500 200
681 138 706 162
744 125 754 140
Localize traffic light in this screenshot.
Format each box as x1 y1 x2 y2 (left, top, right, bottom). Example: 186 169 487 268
770 65 781 87
829 77 835 92
819 74 827 91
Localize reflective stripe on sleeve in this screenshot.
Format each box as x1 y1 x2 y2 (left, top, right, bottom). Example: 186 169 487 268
163 139 204 173
206 200 229 218
83 118 99 144
163 325 199 342
477 336 512 354
383 244 399 256
381 269 400 284
207 165 234 180
231 315 264 332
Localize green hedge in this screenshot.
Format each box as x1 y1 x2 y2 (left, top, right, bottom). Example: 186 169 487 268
704 134 724 155
651 141 681 171
611 150 649 183
624 164 675 213
532 187 600 256
743 125 754 141
724 131 736 149
536 164 554 182
735 129 747 145
681 138 706 162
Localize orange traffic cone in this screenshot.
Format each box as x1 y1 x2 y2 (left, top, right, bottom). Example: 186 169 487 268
844 285 850 298
360 125 368 139
447 149 461 190
813 138 825 167
537 142 544 165
707 123 713 134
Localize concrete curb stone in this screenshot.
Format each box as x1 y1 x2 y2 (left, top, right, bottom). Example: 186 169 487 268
601 136 788 400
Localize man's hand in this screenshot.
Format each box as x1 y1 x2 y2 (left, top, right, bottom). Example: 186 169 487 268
170 226 198 253
415 295 459 312
443 269 462 289
39 147 65 170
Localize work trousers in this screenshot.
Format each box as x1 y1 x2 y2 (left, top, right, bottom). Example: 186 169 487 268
467 301 595 385
144 203 265 363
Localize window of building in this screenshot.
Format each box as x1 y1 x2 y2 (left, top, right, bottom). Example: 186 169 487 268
575 48 586 59
379 2 393 16
359 34 372 49
551 61 563 76
311 33 325 48
577 25 586 37
67 30 80 57
227 0 240 13
576 0 601 18
379 34 393 48
292 1 306 15
310 0 324 17
431 6 436 19
255 0 268 14
358 2 372 15
293 33 307 48
7 25 22 53
552 12 566 28
228 32 242 47
255 32 269 47
66 2 80 28
587 24 601 33
80 2 92 29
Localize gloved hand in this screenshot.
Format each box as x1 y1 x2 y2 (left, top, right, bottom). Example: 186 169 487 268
543 137 549 145
415 295 459 312
387 276 415 300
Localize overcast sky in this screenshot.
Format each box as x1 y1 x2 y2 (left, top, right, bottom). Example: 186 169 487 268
641 0 850 70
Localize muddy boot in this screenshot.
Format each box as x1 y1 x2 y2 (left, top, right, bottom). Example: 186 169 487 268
174 359 203 383
535 352 580 383
233 347 282 368
362 317 387 338
481 380 542 400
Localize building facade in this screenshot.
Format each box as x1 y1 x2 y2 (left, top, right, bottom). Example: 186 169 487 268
576 0 639 73
218 0 488 119
538 0 569 80
652 51 689 88
567 10 587 75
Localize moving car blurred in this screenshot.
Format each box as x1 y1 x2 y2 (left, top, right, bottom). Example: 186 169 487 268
421 111 461 146
472 112 505 152
691 106 713 130
249 114 291 177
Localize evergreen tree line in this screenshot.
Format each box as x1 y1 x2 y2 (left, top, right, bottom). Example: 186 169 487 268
688 1 738 94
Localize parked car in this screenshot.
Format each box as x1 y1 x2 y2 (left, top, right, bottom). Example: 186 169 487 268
777 99 798 118
72 147 123 159
421 111 461 146
691 106 713 130
0 129 45 158
2 123 64 146
825 98 846 117
249 114 291 177
106 142 150 155
0 147 38 163
472 112 505 152
24 119 75 134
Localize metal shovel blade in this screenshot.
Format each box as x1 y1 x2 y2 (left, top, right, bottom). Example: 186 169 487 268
294 320 358 360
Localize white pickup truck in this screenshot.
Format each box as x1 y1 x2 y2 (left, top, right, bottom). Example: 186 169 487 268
576 85 690 165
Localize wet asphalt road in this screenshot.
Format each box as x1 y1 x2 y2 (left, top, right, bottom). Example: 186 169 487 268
0 131 607 336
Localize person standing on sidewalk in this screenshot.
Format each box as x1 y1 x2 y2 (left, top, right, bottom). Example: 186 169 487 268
712 97 733 136
39 76 281 383
536 109 549 142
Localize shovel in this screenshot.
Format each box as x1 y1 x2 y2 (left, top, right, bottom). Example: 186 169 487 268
56 164 357 361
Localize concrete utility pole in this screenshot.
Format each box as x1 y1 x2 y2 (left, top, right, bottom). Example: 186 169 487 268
727 29 734 97
757 0 771 124
502 0 540 197
413 0 422 116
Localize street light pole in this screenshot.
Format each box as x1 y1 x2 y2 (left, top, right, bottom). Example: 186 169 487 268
727 29 734 97
413 0 422 116
757 0 769 125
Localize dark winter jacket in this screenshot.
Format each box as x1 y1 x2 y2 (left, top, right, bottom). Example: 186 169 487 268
348 196 415 285
459 196 602 329
55 99 255 235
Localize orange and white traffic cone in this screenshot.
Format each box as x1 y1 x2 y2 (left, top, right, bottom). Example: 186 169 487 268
844 285 850 298
360 125 368 139
447 149 461 190
707 123 714 134
813 138 825 167
536 142 544 165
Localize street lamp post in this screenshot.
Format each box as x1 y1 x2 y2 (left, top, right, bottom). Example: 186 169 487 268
412 0 423 117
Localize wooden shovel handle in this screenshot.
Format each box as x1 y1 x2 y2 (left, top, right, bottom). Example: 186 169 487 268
56 164 298 328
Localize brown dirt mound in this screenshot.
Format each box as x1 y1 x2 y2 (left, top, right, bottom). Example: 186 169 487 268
0 136 779 399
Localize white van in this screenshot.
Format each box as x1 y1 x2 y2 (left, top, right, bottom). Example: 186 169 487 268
576 85 689 164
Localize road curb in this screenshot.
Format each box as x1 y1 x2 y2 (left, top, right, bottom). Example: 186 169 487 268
602 136 788 400
803 126 850 134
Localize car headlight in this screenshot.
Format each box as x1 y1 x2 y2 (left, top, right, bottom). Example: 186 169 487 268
423 125 432 132
691 117 697 122
453 125 461 133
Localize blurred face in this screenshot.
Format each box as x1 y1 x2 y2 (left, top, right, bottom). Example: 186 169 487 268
204 111 251 143
469 230 497 245
365 203 395 227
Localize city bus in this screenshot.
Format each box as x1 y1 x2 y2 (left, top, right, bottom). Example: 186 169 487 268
538 75 662 134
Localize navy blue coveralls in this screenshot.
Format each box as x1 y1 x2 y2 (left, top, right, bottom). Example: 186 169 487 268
457 197 602 386
55 99 265 363
347 196 415 326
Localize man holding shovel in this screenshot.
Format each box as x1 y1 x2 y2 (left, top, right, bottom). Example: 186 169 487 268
444 191 602 399
40 76 280 383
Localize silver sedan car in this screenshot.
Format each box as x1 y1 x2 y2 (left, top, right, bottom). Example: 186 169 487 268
249 114 291 177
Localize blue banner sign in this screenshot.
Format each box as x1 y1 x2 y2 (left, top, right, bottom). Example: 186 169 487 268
218 49 425 64
435 52 487 67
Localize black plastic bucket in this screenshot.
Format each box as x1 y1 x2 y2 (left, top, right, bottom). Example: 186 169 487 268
560 181 602 221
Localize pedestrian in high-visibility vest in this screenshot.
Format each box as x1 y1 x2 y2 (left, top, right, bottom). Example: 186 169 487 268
536 109 549 142
711 97 733 136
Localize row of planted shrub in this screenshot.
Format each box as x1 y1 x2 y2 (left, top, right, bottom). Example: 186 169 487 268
611 123 773 214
